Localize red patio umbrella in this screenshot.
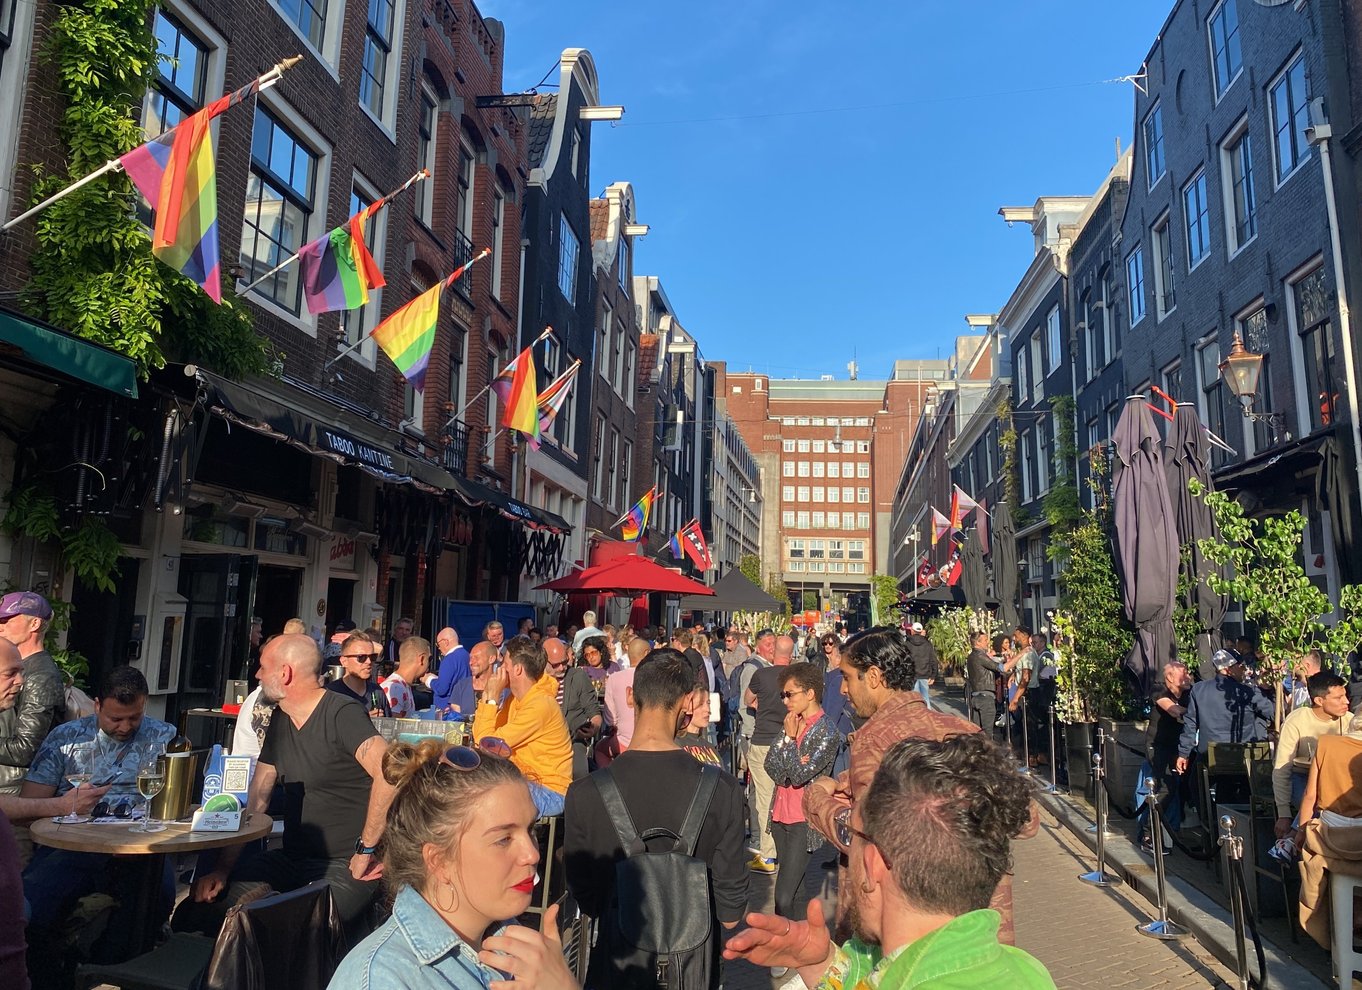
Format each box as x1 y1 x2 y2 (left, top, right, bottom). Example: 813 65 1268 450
535 553 715 597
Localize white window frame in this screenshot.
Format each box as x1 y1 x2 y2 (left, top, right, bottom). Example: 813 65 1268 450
267 0 345 75
1219 116 1257 257
414 84 438 229
357 0 405 136
1285 257 1329 435
1183 168 1211 272
339 171 387 368
1152 214 1177 320
491 185 505 301
558 213 579 303
597 303 611 382
1046 304 1062 372
1029 330 1044 403
592 416 606 499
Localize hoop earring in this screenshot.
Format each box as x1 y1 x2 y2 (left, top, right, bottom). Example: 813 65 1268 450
433 879 460 914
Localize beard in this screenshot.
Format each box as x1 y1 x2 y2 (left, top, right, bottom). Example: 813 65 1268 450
844 894 880 947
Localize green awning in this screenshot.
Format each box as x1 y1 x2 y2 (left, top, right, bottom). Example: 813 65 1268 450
0 307 138 399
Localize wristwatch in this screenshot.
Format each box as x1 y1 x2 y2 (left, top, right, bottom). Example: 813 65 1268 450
354 838 379 856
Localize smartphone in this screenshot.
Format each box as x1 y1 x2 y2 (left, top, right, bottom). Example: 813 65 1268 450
557 896 581 938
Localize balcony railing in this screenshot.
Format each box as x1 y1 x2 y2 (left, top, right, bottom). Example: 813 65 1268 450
451 229 476 302
443 419 470 477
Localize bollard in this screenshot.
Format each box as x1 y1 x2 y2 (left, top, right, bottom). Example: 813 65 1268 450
1040 702 1058 794
1018 699 1032 775
1078 746 1121 887
1086 727 1118 838
1219 815 1251 990
1137 776 1189 940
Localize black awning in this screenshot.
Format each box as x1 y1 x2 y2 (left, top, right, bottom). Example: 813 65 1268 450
1211 432 1331 491
466 479 571 533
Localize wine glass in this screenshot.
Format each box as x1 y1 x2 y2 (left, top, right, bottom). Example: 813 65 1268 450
54 741 94 824
131 754 167 833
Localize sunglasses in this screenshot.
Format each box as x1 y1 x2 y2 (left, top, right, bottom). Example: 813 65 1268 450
341 653 374 660
835 817 878 852
780 689 810 699
442 745 483 770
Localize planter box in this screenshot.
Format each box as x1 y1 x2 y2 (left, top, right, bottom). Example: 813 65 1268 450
1063 722 1097 800
1100 718 1150 817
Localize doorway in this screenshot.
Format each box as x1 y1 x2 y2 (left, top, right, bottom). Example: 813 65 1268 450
68 557 141 693
176 554 256 724
326 577 356 635
256 565 303 639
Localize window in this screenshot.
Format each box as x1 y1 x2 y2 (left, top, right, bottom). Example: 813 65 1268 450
782 486 795 502
797 439 810 453
1101 273 1117 358
619 441 632 513
414 88 437 228
829 562 845 574
241 106 319 315
827 487 840 503
788 539 805 559
275 0 327 52
797 486 810 503
812 486 825 501
1016 346 1029 405
491 187 505 300
797 462 810 477
592 416 606 498
827 512 840 528
808 540 825 559
857 487 870 504
1223 124 1257 252
1081 293 1098 380
849 540 866 560
339 181 385 348
606 430 620 511
782 511 795 527
782 462 795 478
828 540 844 559
857 512 870 529
812 462 825 478
1020 430 1032 502
1184 170 1211 270
595 304 611 382
485 347 503 459
1208 0 1242 98
1152 215 1177 318
1029 331 1043 403
447 325 466 423
624 339 636 409
1270 53 1310 182
455 141 475 242
827 462 840 478
147 11 207 136
359 0 396 121
857 462 870 479
808 561 825 574
1127 248 1147 325
857 441 870 453
788 560 805 572
812 440 825 453
842 487 855 502
1198 336 1231 468
611 319 624 396
618 238 630 294
812 417 825 426
1162 360 1183 404
849 563 867 575
1046 305 1062 371
796 512 810 530
783 439 795 453
1144 103 1166 187
558 214 579 303
812 511 826 528
1293 266 1340 432
1036 428 1051 495
556 352 578 451
1236 305 1276 451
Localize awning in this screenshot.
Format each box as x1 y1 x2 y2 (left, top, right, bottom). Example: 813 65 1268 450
1212 432 1330 491
182 367 569 532
0 307 138 399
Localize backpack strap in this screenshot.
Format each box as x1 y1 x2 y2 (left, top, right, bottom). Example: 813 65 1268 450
593 768 647 857
675 764 720 857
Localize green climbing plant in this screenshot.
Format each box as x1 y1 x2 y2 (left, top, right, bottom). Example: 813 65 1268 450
1042 394 1081 537
739 553 762 589
1 484 122 594
870 573 899 626
21 0 271 378
997 398 1022 520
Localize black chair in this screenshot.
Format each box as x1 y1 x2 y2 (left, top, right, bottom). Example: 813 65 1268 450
76 881 344 990
1195 741 1269 865
1245 753 1300 941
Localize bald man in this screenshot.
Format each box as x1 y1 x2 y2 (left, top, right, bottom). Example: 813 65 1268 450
178 634 396 937
426 628 474 715
468 641 501 704
433 627 470 682
546 638 600 778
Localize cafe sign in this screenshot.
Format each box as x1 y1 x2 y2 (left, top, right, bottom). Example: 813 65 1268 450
319 429 396 471
330 534 357 571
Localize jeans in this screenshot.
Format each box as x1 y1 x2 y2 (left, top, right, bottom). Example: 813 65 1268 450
770 820 812 918
1134 751 1183 836
914 678 933 709
529 781 566 817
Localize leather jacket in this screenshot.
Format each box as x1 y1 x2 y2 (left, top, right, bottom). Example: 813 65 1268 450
0 650 65 793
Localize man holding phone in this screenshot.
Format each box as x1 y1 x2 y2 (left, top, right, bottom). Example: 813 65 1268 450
545 637 600 779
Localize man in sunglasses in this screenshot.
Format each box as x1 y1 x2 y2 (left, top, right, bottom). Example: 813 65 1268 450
723 735 1055 988
325 632 392 718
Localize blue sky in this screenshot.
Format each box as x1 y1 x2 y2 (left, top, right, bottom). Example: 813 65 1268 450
482 1 1173 381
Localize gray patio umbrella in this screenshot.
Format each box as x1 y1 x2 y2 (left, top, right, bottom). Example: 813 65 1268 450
1164 403 1227 671
1112 396 1179 698
992 501 1021 631
960 527 989 610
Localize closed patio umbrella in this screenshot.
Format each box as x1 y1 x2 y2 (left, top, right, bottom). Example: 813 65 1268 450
1112 396 1179 698
1164 403 1227 671
960 527 989 610
992 501 1020 631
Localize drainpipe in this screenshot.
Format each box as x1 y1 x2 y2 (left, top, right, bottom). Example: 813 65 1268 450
1308 104 1362 534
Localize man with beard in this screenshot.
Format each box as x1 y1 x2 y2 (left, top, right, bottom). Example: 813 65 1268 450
723 734 1055 988
804 626 1034 945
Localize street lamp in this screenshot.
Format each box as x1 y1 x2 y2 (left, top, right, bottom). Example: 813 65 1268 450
1218 330 1289 443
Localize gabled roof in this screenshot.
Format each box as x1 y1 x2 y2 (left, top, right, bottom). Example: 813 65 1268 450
589 200 608 244
638 333 661 387
527 94 557 170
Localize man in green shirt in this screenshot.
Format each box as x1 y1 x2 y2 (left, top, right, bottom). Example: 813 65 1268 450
723 734 1055 989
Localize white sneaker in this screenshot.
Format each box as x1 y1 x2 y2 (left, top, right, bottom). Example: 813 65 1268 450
994 713 1007 728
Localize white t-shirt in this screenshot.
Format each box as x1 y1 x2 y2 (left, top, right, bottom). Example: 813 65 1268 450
231 687 265 757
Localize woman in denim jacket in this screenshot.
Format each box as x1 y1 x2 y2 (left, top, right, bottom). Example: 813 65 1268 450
764 663 841 919
330 740 576 989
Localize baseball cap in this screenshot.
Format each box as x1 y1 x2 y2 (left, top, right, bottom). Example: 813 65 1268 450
0 591 52 622
1211 649 1241 672
334 618 357 633
911 621 924 633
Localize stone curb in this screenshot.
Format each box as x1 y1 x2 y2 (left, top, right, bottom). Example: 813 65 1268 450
1036 784 1327 989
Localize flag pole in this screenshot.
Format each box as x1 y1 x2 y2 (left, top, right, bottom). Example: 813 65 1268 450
2 56 303 232
327 247 488 369
478 357 582 458
444 324 553 429
240 169 430 294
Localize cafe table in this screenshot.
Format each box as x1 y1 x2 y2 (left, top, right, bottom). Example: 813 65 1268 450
31 810 274 956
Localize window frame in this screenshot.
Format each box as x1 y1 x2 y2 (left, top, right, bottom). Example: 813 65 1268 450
358 0 402 132
1126 247 1147 326
1143 102 1166 189
1151 214 1177 320
1183 168 1211 272
338 172 387 366
558 213 580 304
1219 117 1257 257
1269 51 1311 186
1046 304 1062 373
414 84 438 230
1207 0 1243 101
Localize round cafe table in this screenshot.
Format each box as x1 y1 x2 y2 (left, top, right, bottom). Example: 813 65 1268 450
31 810 273 957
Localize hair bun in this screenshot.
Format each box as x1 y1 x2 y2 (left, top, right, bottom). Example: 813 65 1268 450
382 737 446 787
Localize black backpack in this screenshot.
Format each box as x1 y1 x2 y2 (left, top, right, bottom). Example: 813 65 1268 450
592 763 721 990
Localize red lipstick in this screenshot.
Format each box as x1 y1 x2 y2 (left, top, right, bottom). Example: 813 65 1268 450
512 876 536 893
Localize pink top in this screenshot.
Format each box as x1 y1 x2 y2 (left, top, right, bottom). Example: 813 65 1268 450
603 667 637 748
771 712 819 825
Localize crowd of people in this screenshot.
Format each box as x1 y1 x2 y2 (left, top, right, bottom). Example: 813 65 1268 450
0 590 1056 989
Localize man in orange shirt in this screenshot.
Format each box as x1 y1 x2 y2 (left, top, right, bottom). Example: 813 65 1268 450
472 637 573 816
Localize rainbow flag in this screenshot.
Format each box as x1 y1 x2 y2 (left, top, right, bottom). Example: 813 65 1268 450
121 89 242 302
491 346 539 441
298 205 385 314
528 360 581 448
372 280 443 391
614 487 656 542
668 529 684 559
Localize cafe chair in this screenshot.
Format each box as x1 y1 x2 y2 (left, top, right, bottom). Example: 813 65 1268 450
555 890 594 986
75 881 343 990
1244 752 1300 942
